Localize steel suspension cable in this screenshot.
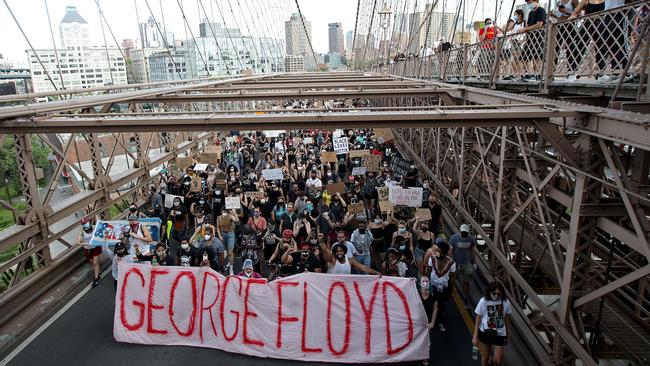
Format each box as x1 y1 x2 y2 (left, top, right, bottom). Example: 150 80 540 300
43 0 65 90
211 0 245 71
242 0 274 72
197 0 232 75
293 0 318 70
225 0 255 70
351 0 362 68
143 0 184 80
176 0 211 76
98 1 115 85
94 0 138 83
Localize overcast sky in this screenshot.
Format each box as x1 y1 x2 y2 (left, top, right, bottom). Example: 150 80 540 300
0 0 361 66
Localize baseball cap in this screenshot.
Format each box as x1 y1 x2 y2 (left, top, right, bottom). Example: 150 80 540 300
460 224 470 233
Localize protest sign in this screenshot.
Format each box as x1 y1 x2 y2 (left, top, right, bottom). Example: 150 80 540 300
362 155 382 172
333 129 344 137
379 201 395 213
226 136 238 146
176 157 194 170
274 142 285 153
114 264 429 363
375 128 395 143
320 151 337 163
351 167 367 176
204 145 221 156
376 187 389 202
225 197 241 210
190 176 202 192
245 191 265 200
415 208 432 221
326 182 346 195
193 163 208 171
349 150 370 158
347 202 364 215
88 219 162 247
303 137 314 144
264 130 285 138
388 186 423 207
164 194 184 208
262 168 284 181
333 137 349 154
389 155 413 177
201 153 220 165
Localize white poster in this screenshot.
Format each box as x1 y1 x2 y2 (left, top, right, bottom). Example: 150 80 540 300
265 130 285 138
388 186 423 207
193 163 208 171
333 137 349 155
351 167 367 176
225 197 241 210
262 168 284 181
114 264 429 363
303 137 314 144
274 142 285 153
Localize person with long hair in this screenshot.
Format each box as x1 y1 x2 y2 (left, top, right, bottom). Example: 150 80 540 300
473 281 512 366
419 276 437 366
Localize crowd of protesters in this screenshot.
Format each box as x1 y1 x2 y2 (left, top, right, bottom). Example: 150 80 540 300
78 107 513 365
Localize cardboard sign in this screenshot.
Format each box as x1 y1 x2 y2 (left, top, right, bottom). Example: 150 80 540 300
333 137 350 154
389 155 413 177
388 186 423 208
114 265 429 363
262 168 284 181
201 153 220 165
349 149 370 158
190 176 202 192
377 186 389 202
320 151 337 163
326 182 346 195
176 157 194 170
225 197 241 210
351 167 367 176
333 129 344 137
303 137 314 144
379 201 395 213
204 145 222 156
245 191 265 200
164 194 184 208
362 155 382 172
415 208 432 221
375 128 395 143
347 202 364 215
193 163 208 171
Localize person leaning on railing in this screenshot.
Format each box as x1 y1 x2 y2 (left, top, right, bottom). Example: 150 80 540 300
518 0 547 82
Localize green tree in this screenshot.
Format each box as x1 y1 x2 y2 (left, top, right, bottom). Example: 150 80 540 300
0 135 52 198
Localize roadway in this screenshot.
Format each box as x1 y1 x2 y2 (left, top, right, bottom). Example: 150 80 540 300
5 273 480 366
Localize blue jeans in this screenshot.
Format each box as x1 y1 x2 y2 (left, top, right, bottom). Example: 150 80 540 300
221 231 236 252
355 252 371 273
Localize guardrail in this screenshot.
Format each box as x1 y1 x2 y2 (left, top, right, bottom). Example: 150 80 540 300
383 2 649 96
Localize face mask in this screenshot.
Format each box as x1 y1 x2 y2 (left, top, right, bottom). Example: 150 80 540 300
335 253 345 260
398 227 406 233
526 2 535 10
374 218 382 224
490 293 499 301
260 199 266 205
421 280 430 289
423 183 429 189
222 212 227 217
421 227 429 232
205 235 211 241
199 200 205 205
174 201 180 207
129 207 136 212
461 232 468 238
359 228 366 234
116 250 126 257
399 244 405 251
301 250 310 257
83 224 92 231
157 251 166 259
181 243 189 250
254 211 260 217
306 204 313 211
245 271 252 278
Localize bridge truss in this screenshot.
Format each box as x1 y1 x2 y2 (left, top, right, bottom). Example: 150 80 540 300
0 72 648 365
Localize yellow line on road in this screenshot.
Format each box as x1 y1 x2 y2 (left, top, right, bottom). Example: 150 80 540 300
452 287 475 335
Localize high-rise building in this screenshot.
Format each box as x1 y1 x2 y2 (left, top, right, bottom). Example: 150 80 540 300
408 3 459 54
27 6 127 92
328 23 344 56
285 13 312 56
130 48 166 83
139 16 175 49
345 31 353 57
149 50 188 81
199 18 241 39
284 55 304 72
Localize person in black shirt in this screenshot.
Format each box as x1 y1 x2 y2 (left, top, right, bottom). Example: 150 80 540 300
151 242 176 266
281 241 322 273
420 276 437 366
177 238 199 267
518 0 547 81
426 193 444 235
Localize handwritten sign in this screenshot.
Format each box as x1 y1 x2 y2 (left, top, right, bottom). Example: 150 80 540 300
204 145 221 156
333 129 344 137
379 201 395 213
245 191 265 200
415 208 432 221
389 155 413 177
226 136 238 146
320 151 337 163
190 176 202 192
349 150 370 158
114 265 429 363
326 182 346 195
193 163 208 171
377 187 389 202
347 202 364 215
362 155 382 172
333 137 349 154
274 141 285 153
164 194 184 208
225 197 241 210
351 167 367 176
262 168 284 181
388 186 423 207
375 128 395 143
303 137 314 144
264 130 285 138
176 157 193 170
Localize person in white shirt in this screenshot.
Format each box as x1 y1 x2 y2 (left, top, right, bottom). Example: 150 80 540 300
473 281 512 366
305 169 323 198
426 241 456 332
318 233 380 275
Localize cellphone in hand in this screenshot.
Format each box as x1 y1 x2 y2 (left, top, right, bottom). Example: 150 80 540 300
203 253 208 261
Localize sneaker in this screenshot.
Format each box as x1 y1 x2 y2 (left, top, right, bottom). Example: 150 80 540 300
566 74 578 82
598 74 613 83
91 276 101 288
224 265 231 275
439 323 446 332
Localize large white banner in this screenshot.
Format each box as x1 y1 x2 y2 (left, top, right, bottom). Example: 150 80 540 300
114 263 429 363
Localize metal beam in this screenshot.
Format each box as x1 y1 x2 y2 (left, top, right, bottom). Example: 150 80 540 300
572 265 650 308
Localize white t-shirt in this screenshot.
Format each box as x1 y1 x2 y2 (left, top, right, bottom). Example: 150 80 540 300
474 297 512 336
427 256 456 290
305 177 322 189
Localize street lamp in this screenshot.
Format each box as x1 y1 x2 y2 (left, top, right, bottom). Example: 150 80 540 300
378 4 392 73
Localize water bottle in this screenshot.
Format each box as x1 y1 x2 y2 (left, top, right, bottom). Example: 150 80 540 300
151 255 158 266
472 346 479 360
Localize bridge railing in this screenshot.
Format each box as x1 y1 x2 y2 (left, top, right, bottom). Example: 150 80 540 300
385 2 649 90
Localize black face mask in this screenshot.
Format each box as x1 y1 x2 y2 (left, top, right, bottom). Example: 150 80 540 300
359 228 366 234
116 250 126 257
461 232 468 238
421 227 429 232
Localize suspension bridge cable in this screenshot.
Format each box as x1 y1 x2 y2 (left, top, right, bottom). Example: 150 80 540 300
176 0 211 76
351 0 362 68
225 0 255 70
143 0 184 80
43 0 65 90
94 0 138 83
98 1 116 85
211 0 246 72
258 0 287 72
241 0 273 73
197 0 232 75
293 0 318 70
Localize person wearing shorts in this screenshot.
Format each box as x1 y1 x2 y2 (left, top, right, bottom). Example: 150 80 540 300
473 281 512 366
217 207 239 274
449 224 477 305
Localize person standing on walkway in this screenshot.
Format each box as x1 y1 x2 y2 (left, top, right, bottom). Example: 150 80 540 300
473 281 512 366
78 218 101 288
420 276 437 366
449 224 477 306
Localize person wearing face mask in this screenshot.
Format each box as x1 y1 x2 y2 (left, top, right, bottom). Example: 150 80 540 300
369 215 389 270
198 227 225 272
426 241 455 332
427 193 444 235
293 191 308 213
247 207 267 235
473 281 511 366
391 221 414 256
237 258 263 278
381 247 408 277
449 224 477 306
177 238 199 267
148 242 175 266
216 208 239 274
318 233 380 275
168 197 188 240
281 241 322 273
305 170 323 199
102 236 133 290
350 221 374 271
126 214 153 259
414 218 436 276
419 276 437 366
192 194 213 223
78 218 102 288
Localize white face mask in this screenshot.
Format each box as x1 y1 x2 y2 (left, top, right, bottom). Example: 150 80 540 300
244 271 252 278
181 243 189 250
204 234 211 241
222 212 227 217
174 201 180 207
490 294 500 301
